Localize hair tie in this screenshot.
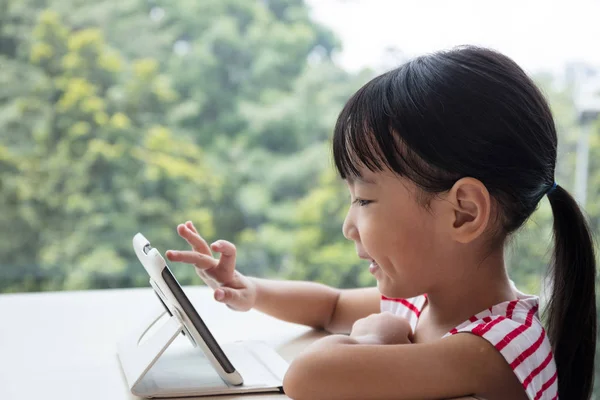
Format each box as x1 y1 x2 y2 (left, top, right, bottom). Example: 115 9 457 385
546 182 558 196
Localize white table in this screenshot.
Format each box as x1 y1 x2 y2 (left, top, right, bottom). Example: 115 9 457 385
0 287 479 400
0 287 326 400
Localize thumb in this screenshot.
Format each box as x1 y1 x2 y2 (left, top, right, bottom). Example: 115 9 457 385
214 287 250 311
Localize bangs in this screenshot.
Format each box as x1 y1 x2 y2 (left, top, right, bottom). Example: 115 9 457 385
332 63 461 190
334 74 392 179
333 71 408 181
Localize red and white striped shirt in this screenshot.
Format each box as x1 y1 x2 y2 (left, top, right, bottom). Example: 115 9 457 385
381 289 558 400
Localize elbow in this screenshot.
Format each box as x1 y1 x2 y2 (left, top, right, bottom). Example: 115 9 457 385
283 335 354 399
282 354 319 400
323 290 343 333
282 372 301 399
282 358 308 399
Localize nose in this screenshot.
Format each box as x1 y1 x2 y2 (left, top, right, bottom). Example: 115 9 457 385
342 206 359 241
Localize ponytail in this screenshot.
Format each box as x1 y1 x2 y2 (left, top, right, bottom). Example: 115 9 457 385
546 184 597 399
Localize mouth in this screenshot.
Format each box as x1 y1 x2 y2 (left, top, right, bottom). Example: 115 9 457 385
359 254 380 275
369 259 380 275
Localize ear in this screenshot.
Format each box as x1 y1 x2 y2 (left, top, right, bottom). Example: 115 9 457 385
445 177 491 244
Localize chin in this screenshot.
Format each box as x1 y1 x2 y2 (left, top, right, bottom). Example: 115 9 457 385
376 280 399 298
377 280 419 299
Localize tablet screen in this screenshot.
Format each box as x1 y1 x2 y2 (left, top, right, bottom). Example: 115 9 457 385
160 266 236 374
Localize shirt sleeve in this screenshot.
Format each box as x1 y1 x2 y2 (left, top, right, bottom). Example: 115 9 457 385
449 316 558 400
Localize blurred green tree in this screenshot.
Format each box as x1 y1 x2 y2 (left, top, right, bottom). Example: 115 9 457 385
0 10 216 291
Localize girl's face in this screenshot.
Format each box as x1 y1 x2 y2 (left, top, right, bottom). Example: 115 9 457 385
343 167 451 299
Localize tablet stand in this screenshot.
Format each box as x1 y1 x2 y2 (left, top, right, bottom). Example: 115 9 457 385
117 307 287 398
117 308 186 390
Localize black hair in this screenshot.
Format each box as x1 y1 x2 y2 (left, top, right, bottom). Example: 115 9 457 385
333 45 596 399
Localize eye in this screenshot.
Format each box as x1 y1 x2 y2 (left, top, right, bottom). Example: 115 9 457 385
352 198 373 207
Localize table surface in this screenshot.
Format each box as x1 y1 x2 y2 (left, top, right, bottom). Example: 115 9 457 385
0 286 328 400
0 286 479 400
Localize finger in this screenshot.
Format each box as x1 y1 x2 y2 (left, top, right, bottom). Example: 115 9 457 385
214 287 250 311
351 318 366 333
178 223 208 251
177 224 211 255
165 250 218 270
209 240 237 283
167 249 216 287
197 269 220 290
167 249 221 287
185 220 198 234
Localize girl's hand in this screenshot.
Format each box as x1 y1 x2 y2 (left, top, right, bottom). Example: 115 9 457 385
165 221 257 311
349 312 413 345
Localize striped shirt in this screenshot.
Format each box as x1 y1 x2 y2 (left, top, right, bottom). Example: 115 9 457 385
381 289 558 400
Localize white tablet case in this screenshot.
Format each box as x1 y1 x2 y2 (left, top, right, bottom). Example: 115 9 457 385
117 234 289 398
117 308 289 398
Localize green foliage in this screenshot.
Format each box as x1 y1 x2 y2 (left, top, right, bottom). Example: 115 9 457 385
0 0 354 291
0 8 216 291
0 0 597 301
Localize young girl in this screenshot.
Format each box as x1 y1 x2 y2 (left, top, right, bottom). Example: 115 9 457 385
166 46 596 400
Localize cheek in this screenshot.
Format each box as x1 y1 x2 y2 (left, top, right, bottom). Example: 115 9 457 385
367 206 440 282
389 210 436 262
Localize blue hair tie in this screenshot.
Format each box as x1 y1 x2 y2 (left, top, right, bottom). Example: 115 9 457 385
546 182 558 196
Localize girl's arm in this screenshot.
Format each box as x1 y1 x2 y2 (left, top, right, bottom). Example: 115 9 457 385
251 278 380 333
283 333 527 400
167 222 380 332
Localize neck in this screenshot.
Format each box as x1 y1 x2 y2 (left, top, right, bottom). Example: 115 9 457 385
424 247 516 331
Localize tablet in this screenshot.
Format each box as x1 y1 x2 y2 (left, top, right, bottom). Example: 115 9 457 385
132 232 244 386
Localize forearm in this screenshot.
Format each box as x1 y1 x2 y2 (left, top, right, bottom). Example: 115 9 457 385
284 334 496 400
250 277 340 329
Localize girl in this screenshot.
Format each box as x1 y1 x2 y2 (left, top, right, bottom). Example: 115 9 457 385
166 46 596 400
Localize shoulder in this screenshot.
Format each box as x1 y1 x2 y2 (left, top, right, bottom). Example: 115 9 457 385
447 296 557 400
